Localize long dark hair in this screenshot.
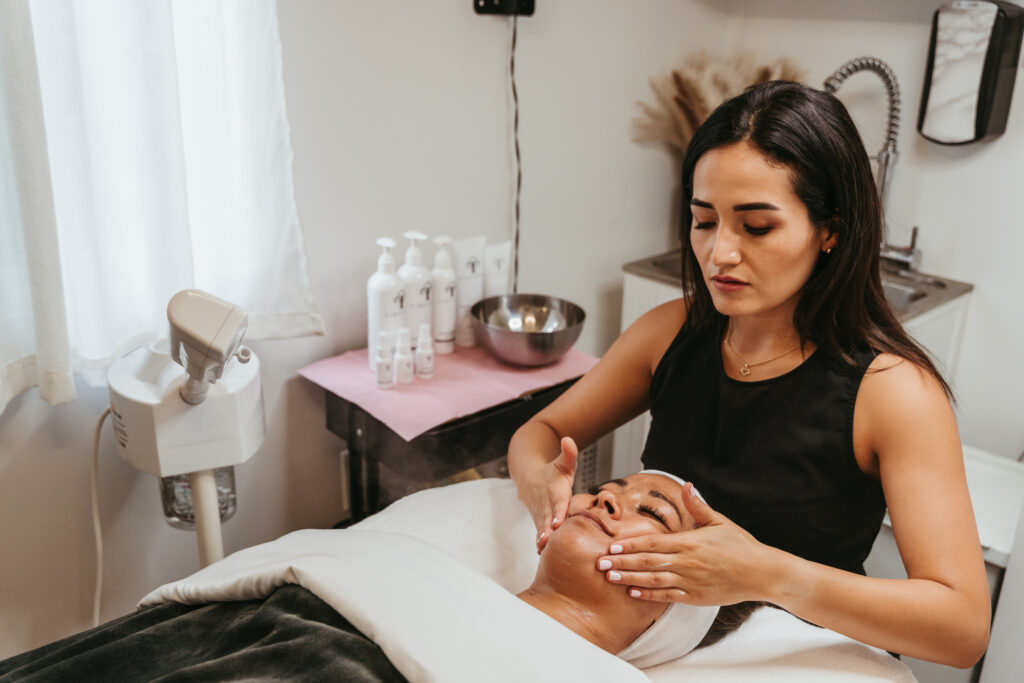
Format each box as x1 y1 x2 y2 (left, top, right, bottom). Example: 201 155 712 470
679 81 950 397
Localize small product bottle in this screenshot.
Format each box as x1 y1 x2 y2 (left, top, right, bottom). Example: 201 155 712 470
397 231 431 349
375 330 394 389
367 237 404 372
415 323 434 380
431 236 457 354
394 327 414 384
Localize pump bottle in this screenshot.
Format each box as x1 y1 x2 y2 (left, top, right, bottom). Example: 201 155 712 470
415 323 434 380
375 331 394 389
398 231 432 349
431 236 458 354
394 327 414 384
367 237 404 372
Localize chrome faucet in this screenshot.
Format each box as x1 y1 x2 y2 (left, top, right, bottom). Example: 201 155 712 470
824 57 920 270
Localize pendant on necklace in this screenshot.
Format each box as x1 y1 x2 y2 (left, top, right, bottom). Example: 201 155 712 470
740 364 751 377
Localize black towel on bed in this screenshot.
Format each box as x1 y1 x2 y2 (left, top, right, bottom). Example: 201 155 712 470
0 584 407 682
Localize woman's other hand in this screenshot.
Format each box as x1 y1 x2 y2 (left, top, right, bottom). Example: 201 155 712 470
597 483 781 605
523 436 578 553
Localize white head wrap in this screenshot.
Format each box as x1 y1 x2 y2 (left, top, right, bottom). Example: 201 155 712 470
614 469 719 668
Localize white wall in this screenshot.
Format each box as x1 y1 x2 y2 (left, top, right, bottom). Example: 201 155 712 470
2 0 1022 661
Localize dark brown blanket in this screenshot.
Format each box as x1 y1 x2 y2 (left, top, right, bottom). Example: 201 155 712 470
0 585 406 682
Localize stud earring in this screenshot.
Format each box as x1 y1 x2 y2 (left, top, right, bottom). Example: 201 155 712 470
824 247 833 254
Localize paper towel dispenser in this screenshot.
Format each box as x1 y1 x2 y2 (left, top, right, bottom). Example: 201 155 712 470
918 0 1024 145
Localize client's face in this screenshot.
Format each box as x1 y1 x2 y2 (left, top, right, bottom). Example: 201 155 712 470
568 473 695 541
543 474 696 564
524 474 699 655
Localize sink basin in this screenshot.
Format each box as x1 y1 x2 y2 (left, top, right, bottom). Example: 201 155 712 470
881 280 926 311
623 250 972 322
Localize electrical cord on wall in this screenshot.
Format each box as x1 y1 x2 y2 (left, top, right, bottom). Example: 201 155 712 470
91 408 110 628
508 10 521 294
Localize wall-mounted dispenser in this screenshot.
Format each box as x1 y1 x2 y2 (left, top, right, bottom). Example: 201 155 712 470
918 1 1024 145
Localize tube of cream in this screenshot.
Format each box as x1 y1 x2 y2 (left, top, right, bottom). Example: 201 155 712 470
451 235 486 347
483 240 512 298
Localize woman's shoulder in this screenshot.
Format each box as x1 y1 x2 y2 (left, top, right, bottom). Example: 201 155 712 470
622 298 689 373
857 352 953 431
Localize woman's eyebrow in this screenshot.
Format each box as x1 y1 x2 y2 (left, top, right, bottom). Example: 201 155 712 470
690 198 781 212
733 201 781 211
649 490 683 526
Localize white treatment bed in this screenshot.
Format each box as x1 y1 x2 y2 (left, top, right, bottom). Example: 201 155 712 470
140 478 915 682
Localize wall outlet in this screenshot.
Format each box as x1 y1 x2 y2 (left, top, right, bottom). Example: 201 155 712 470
473 0 534 16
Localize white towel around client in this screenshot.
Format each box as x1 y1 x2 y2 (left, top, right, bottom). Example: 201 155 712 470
141 478 713 681
143 478 915 682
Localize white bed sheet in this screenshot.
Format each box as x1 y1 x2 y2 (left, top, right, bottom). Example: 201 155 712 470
143 478 915 682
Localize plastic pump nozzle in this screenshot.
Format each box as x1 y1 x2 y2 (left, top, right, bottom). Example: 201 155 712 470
433 235 453 270
376 237 397 273
403 230 427 266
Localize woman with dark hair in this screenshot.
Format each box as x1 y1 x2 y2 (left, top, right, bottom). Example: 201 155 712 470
509 81 990 668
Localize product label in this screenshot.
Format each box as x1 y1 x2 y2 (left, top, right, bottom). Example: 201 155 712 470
415 350 434 379
376 358 394 389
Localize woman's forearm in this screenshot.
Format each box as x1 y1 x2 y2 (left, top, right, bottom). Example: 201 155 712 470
507 419 561 487
766 548 990 668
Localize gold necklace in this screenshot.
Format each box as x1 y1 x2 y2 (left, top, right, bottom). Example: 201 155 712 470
724 333 801 377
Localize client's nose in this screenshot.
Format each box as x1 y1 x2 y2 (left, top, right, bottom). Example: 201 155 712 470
593 489 622 519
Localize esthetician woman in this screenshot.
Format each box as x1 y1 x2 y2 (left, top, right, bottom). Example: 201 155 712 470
508 81 990 668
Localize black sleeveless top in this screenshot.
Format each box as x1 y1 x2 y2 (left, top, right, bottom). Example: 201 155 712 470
641 321 886 575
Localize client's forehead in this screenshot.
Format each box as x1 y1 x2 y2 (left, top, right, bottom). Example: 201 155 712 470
624 473 685 496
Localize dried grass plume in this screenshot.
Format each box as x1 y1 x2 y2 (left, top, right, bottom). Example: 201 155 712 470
633 53 806 158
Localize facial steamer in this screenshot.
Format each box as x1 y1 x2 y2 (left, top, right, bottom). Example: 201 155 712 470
107 289 265 567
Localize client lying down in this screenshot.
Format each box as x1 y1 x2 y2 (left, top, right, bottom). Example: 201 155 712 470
0 473 743 682
518 470 749 664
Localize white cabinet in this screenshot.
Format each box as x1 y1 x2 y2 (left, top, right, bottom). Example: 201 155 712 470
902 290 970 382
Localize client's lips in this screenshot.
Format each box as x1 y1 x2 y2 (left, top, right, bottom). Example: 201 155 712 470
573 511 613 536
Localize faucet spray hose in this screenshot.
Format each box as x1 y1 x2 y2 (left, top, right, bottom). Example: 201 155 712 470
823 56 901 154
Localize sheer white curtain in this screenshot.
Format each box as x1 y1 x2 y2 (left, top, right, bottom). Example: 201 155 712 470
0 0 323 414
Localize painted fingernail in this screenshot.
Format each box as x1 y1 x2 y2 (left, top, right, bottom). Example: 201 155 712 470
629 589 642 598
598 559 612 571
552 517 559 525
691 486 706 503
608 571 622 582
610 544 623 554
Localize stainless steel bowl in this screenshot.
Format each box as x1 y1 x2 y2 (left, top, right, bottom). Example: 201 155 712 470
470 294 586 367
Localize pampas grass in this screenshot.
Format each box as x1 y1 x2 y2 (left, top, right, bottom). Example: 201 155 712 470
633 53 806 158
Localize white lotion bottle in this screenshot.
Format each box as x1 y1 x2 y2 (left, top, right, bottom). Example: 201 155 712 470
483 240 512 297
451 235 486 347
431 236 457 354
398 231 431 349
415 323 434 380
367 237 404 372
375 331 394 389
394 327 414 384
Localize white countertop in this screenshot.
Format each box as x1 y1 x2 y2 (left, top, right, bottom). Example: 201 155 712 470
883 446 1024 568
963 446 1024 568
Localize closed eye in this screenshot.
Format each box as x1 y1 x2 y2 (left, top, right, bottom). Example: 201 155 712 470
745 225 771 236
638 503 669 528
694 221 716 231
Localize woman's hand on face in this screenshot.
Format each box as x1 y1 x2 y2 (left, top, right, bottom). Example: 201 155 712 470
524 436 578 554
597 483 778 605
